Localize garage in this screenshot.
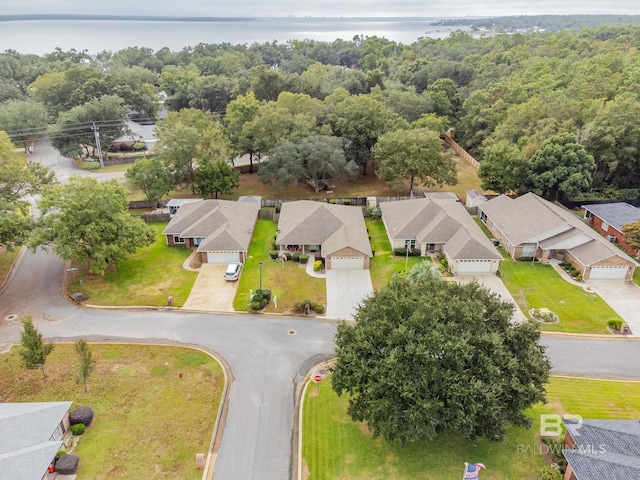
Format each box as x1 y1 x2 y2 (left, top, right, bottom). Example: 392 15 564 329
330 256 364 270
454 260 495 274
588 266 629 280
206 252 241 264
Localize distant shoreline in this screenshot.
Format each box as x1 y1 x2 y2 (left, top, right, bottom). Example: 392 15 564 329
0 14 445 23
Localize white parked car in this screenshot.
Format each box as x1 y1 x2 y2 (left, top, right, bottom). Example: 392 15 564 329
224 263 243 282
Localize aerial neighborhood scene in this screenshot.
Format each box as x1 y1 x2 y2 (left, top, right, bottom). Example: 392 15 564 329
4 0 640 479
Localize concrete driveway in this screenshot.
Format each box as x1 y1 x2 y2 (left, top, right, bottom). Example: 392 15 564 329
183 263 238 312
455 274 527 323
325 269 373 320
586 280 640 336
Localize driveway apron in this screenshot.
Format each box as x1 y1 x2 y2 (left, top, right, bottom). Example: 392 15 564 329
183 263 238 312
585 280 640 336
324 270 373 320
454 273 528 324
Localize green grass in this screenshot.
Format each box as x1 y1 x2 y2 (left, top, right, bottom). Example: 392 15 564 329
634 268 640 287
0 343 223 480
68 223 198 307
366 218 426 291
498 255 622 334
302 375 640 480
233 218 326 313
0 246 21 286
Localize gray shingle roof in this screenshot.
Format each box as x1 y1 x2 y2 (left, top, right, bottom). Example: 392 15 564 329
162 200 259 253
379 195 501 261
480 193 638 267
0 402 71 480
276 201 372 257
564 419 640 479
582 202 640 233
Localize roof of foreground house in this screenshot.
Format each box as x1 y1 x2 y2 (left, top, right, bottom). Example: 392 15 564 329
0 401 72 480
276 201 372 257
564 419 640 479
582 202 640 233
379 194 501 261
480 193 638 267
162 199 259 253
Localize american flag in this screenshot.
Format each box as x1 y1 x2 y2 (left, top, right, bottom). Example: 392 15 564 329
464 463 486 479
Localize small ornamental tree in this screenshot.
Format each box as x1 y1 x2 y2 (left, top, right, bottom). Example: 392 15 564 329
332 275 551 444
20 316 54 378
75 339 96 393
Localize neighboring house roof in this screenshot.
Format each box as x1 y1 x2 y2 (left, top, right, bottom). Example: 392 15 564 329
480 193 638 267
162 200 259 253
583 202 640 234
564 419 640 479
276 201 372 257
379 195 502 261
0 401 71 480
165 198 203 208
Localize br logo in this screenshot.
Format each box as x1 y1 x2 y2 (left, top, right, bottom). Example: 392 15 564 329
540 414 583 437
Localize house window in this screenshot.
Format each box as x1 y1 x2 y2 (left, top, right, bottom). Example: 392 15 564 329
405 239 416 249
601 221 610 231
480 211 487 223
522 245 536 257
173 235 185 244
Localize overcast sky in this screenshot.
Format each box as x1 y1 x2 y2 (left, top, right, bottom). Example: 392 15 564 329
4 0 640 18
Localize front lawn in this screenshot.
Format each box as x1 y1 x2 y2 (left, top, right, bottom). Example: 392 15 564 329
0 246 21 286
68 223 198 307
366 218 426 291
498 256 622 334
233 219 326 313
302 375 640 480
1 343 223 480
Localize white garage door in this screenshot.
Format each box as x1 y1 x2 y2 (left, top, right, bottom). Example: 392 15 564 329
456 260 494 273
331 256 364 270
207 252 240 264
589 266 628 279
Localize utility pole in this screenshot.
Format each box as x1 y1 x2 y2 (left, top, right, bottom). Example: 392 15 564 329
92 122 105 168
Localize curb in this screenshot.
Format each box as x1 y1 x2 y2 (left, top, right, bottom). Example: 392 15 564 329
541 331 639 340
0 246 26 295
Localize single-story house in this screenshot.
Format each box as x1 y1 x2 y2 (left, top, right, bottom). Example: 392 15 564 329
582 202 640 257
563 418 640 479
276 200 372 269
479 193 638 280
166 198 203 217
0 401 72 480
379 193 502 274
163 199 259 264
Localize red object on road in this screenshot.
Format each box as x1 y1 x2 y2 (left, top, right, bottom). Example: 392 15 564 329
313 374 322 383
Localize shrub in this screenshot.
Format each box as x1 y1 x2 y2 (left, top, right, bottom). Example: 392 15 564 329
70 423 86 435
250 300 262 311
537 465 563 480
608 319 624 330
292 252 300 262
367 205 381 219
343 199 351 205
269 250 279 259
55 454 80 475
284 252 293 261
393 247 421 257
256 289 271 302
313 260 323 271
495 270 502 277
69 405 94 426
271 241 277 250
55 449 67 460
329 199 337 204
298 254 309 264
519 256 534 262
133 142 147 151
313 303 325 314
575 275 582 282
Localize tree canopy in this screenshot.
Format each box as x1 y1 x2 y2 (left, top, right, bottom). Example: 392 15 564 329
332 275 550 444
30 176 155 275
20 316 54 379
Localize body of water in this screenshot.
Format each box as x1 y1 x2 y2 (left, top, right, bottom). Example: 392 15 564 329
0 17 469 55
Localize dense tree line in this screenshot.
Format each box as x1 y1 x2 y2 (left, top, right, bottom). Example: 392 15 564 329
4 24 640 204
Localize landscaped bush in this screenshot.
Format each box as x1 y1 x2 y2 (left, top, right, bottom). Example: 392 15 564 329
284 252 293 261
393 247 421 257
537 465 563 480
255 289 271 302
250 300 262 311
55 454 80 475
608 319 624 330
367 205 381 219
313 303 325 314
343 199 351 205
269 250 279 259
69 405 94 426
329 199 337 204
70 423 86 435
293 299 324 315
292 252 300 262
519 257 534 262
298 254 309 264
55 449 67 460
313 260 323 271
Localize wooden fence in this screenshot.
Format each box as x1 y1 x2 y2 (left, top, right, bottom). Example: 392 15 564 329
443 133 480 169
140 212 171 223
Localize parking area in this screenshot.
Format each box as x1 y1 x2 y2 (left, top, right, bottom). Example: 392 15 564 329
182 263 238 312
324 269 374 321
585 280 640 336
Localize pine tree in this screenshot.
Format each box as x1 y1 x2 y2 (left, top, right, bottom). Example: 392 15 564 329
20 316 54 378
